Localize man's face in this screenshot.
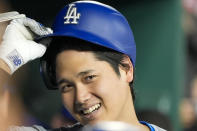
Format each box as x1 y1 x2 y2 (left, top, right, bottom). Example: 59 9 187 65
55 50 133 125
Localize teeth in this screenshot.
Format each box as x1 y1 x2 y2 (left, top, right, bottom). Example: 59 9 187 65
82 103 101 115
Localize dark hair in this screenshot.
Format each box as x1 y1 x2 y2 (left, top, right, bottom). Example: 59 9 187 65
44 37 135 100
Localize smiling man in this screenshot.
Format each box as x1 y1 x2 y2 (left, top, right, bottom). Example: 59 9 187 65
0 1 166 131
44 37 137 127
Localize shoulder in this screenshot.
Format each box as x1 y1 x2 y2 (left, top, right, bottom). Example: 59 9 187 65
7 125 47 131
151 124 167 131
7 123 83 131
140 121 167 131
49 123 83 131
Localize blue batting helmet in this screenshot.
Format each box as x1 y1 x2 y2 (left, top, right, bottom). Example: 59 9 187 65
39 0 136 89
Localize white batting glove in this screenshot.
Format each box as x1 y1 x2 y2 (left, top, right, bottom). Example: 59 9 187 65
0 16 52 74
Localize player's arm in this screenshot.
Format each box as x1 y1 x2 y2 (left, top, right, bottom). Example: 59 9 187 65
0 13 52 89
0 59 11 93
0 12 52 130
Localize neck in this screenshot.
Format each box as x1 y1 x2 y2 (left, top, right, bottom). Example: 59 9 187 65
118 91 150 131
120 93 138 124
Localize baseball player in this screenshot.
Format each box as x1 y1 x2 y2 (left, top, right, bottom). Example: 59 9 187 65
0 1 166 131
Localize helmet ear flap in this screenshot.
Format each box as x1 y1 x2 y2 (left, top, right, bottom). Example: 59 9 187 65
38 37 57 90
40 56 58 90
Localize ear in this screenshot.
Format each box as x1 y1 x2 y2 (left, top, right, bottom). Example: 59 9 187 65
119 55 134 83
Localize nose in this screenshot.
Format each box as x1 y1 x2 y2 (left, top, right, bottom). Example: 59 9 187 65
75 83 91 105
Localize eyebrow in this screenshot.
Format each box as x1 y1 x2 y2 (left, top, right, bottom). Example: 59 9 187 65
76 69 95 77
57 70 95 85
57 79 72 86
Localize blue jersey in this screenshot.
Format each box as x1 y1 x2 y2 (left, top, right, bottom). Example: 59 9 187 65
140 121 166 131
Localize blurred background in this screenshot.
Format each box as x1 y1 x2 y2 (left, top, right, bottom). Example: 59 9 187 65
1 0 196 130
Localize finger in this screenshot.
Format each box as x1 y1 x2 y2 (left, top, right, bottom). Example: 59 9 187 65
28 41 47 60
0 11 25 23
15 17 53 36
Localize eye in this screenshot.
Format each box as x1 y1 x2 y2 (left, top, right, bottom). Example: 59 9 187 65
59 84 73 93
84 75 97 83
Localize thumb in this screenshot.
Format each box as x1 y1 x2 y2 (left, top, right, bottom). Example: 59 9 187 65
28 41 46 60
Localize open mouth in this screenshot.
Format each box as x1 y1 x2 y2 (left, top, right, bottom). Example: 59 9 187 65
81 103 101 115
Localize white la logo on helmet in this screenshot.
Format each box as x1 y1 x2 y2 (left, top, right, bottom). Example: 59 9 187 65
64 4 81 24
